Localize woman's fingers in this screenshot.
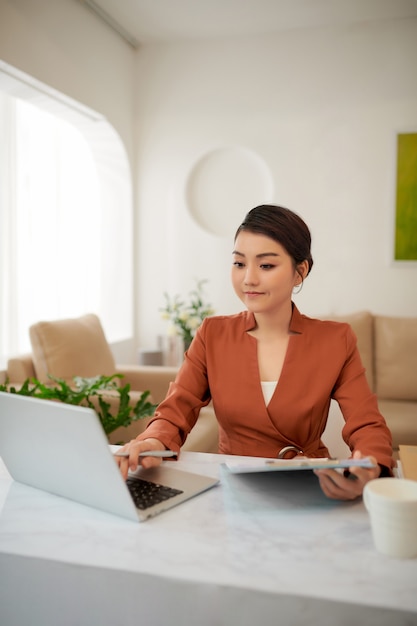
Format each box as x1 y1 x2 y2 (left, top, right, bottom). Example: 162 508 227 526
314 451 381 500
113 438 167 478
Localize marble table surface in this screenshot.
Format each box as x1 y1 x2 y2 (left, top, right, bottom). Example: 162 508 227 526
1 450 416 625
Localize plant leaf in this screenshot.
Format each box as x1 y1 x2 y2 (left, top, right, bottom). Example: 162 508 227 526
0 374 156 436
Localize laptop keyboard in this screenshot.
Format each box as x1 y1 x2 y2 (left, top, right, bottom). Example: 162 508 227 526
126 477 184 510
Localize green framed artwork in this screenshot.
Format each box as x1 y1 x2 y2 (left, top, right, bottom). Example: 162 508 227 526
395 133 417 261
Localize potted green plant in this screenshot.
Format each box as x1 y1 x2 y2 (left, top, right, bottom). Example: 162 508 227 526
160 279 214 351
0 374 157 438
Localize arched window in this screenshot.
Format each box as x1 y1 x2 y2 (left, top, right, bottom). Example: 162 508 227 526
0 63 133 367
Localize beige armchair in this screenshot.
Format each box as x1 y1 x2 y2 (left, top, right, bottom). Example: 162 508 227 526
4 314 218 453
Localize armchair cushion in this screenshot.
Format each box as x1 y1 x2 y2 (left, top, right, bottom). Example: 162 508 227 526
375 315 417 401
7 353 36 383
379 400 417 448
29 314 116 383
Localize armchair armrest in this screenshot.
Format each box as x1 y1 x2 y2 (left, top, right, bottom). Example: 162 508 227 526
7 354 36 384
116 365 179 404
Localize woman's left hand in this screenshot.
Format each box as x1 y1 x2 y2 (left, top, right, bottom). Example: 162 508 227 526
313 450 381 500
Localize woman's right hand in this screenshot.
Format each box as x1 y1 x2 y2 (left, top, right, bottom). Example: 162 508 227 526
114 438 166 480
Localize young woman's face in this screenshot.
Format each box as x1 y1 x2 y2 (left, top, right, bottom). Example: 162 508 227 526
231 231 303 315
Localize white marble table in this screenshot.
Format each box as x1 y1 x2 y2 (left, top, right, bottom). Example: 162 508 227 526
0 451 416 626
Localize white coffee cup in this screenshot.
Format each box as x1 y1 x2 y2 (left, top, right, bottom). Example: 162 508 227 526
363 478 417 558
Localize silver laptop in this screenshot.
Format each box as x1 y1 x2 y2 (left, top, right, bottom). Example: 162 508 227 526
0 392 218 522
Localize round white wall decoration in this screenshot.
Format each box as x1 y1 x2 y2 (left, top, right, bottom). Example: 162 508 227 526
185 146 274 237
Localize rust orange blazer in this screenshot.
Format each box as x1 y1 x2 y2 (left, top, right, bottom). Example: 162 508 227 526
140 304 394 470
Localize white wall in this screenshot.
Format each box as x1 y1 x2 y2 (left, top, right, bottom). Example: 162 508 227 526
0 1 416 356
134 18 417 349
0 0 135 162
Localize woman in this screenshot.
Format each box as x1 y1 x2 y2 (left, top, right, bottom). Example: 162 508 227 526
117 205 394 500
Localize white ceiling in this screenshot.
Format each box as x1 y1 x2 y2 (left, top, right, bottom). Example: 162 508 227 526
82 0 417 46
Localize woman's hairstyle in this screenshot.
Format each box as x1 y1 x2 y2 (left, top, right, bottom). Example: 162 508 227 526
235 204 314 276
